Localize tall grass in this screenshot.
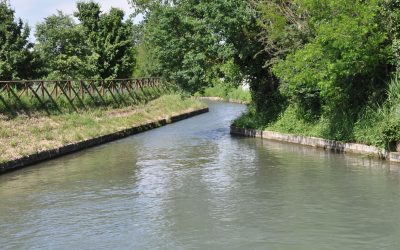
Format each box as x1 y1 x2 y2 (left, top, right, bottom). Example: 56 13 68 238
354 75 400 149
234 74 400 150
196 83 251 103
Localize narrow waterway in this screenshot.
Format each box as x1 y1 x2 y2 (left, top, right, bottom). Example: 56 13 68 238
1 102 400 249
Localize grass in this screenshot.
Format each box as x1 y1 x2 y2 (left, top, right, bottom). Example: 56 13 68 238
233 75 400 151
0 85 168 115
195 84 251 103
0 94 206 163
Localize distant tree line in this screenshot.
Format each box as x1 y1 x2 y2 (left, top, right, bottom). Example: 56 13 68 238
0 0 135 80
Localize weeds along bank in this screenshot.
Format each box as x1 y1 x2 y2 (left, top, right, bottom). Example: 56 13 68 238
233 75 400 152
195 84 251 104
0 95 206 164
226 0 400 153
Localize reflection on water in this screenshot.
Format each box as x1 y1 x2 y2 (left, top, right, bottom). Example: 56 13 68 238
1 102 400 249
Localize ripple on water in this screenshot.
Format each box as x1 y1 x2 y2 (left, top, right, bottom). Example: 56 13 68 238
1 102 400 249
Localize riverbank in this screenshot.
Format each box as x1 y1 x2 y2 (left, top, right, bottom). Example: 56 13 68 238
233 75 400 154
0 95 207 173
194 84 251 104
2 101 399 249
231 126 400 163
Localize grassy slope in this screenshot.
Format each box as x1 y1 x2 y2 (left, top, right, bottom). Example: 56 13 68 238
0 95 206 163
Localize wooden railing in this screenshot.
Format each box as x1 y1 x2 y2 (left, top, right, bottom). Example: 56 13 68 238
0 78 166 114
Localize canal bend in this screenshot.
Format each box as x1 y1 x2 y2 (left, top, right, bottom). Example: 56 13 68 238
1 101 400 249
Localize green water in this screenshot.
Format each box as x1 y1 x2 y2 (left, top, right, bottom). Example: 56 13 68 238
1 102 400 249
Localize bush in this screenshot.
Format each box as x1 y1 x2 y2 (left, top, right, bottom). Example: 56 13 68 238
354 75 400 149
198 83 251 103
234 75 400 150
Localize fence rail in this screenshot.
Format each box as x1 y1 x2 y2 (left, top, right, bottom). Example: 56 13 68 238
0 78 165 114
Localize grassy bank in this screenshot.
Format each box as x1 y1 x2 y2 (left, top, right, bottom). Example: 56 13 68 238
0 94 206 163
0 85 168 115
195 84 251 104
233 76 400 151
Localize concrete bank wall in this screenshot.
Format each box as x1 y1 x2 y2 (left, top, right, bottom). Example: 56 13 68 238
230 126 400 163
0 108 209 174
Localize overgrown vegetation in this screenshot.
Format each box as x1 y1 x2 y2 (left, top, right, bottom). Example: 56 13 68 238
231 0 400 150
194 84 251 103
129 0 400 150
234 72 400 150
3 0 400 150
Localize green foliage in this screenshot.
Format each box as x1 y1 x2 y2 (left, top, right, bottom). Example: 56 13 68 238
233 104 272 129
218 59 243 88
3 0 400 152
227 88 252 103
354 75 400 149
75 2 136 79
132 0 256 93
231 0 400 151
0 0 40 80
256 0 312 62
382 0 400 69
198 83 251 103
133 25 159 77
35 11 93 79
236 73 400 150
34 1 136 80
141 2 217 92
272 0 390 113
202 84 227 99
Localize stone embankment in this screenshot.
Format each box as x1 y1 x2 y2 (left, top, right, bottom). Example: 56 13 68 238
231 126 400 163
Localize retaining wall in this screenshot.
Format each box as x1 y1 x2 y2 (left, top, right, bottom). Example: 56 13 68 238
230 126 400 162
0 107 209 174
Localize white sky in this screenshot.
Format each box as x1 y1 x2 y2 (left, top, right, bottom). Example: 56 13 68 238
8 0 140 41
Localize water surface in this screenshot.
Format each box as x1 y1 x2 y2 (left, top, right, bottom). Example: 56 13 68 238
1 102 400 249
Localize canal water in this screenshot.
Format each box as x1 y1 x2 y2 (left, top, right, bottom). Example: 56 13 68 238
1 102 400 249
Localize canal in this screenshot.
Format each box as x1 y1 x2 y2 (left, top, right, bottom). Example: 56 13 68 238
1 101 400 249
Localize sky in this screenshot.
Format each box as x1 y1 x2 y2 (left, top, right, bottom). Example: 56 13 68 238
8 0 139 41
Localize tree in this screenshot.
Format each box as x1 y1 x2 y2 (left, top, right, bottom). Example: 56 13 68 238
382 0 400 70
35 11 93 79
0 0 39 80
132 23 160 77
256 0 312 64
75 2 136 79
270 0 391 116
140 1 221 92
34 2 136 80
131 0 263 93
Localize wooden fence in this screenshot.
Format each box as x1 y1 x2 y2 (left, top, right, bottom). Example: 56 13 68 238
0 78 166 113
